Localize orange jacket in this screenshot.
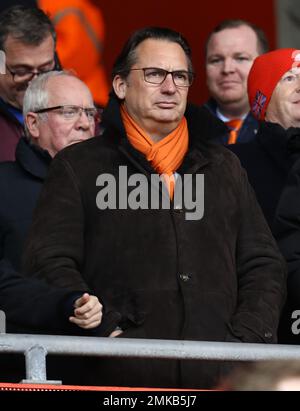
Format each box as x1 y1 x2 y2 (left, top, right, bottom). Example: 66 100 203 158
39 0 109 107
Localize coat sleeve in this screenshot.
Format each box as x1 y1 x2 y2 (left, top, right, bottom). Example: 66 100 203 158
23 156 89 291
22 156 122 336
0 258 81 333
0 258 120 336
274 158 300 308
228 164 287 344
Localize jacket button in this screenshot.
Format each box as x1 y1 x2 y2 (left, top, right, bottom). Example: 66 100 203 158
264 332 273 339
179 273 191 282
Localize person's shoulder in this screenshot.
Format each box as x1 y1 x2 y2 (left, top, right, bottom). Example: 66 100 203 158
195 142 245 184
57 135 116 161
187 102 227 141
201 140 241 165
54 135 121 176
206 144 251 184
216 144 244 167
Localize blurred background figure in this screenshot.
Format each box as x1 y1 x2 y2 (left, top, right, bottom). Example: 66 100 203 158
39 0 109 108
0 5 57 161
203 19 269 145
219 360 300 391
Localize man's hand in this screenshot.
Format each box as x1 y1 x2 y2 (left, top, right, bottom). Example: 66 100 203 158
69 292 103 329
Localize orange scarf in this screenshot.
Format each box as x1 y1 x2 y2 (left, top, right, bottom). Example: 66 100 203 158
121 105 188 199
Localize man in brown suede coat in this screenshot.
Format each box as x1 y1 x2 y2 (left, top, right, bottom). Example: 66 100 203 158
23 27 286 389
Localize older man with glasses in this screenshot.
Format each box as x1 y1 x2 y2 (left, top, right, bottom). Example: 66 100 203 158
0 5 58 161
0 70 99 272
23 27 285 389
0 70 109 383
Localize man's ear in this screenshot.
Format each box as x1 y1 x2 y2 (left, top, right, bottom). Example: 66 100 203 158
25 112 40 142
113 75 127 100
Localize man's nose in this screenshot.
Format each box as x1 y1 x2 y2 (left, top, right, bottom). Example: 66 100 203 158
296 74 300 91
160 73 177 92
75 109 91 128
222 58 235 73
26 71 40 85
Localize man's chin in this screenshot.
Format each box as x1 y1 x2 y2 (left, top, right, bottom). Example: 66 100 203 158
217 94 244 106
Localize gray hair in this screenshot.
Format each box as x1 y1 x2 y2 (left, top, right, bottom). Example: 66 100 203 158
23 70 75 138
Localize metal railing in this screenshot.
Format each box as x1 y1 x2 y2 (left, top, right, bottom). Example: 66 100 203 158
1 333 300 385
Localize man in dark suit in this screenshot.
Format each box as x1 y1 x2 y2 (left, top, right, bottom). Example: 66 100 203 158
203 19 269 145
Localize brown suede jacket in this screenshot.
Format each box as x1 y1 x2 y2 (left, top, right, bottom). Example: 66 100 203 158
23 97 287 389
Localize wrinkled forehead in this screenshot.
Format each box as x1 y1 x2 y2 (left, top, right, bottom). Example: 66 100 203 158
47 76 94 105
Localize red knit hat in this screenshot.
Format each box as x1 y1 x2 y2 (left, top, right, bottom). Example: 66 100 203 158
248 48 300 120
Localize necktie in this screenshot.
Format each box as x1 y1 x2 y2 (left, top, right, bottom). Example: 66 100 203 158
226 119 243 144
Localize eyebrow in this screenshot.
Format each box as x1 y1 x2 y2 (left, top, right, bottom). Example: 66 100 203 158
208 52 251 58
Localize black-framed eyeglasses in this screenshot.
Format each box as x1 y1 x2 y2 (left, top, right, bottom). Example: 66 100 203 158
130 67 194 87
6 60 56 83
35 105 101 123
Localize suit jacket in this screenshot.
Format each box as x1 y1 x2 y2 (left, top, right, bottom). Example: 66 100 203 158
203 98 259 145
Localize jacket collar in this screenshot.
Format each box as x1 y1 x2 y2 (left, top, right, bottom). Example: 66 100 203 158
15 137 52 180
